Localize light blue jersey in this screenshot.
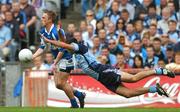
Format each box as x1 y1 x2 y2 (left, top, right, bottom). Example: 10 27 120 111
71 43 101 79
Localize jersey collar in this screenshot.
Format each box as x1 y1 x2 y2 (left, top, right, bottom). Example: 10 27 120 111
45 24 54 35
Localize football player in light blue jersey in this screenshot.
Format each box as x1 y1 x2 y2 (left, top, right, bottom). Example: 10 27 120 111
32 10 85 108
42 30 176 98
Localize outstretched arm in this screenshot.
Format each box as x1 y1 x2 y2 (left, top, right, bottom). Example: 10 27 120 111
41 35 75 51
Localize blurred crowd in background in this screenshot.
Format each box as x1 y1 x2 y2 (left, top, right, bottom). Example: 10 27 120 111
0 0 179 71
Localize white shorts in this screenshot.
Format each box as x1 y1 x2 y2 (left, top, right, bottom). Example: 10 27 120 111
57 58 74 73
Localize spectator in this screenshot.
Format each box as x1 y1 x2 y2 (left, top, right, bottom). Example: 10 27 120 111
117 34 129 51
152 38 166 61
4 11 19 61
149 24 160 41
0 16 11 60
79 20 87 34
97 55 108 65
116 52 130 69
165 43 175 64
0 4 8 19
102 16 110 30
66 23 77 43
132 55 144 68
32 55 47 70
119 0 135 20
106 22 118 40
12 2 27 48
106 1 120 25
60 0 70 19
90 36 102 57
166 51 180 71
130 39 147 62
157 7 171 33
101 46 117 66
82 24 95 49
108 38 122 55
160 0 168 10
142 31 151 49
73 31 83 43
93 0 107 20
85 10 96 30
158 59 166 68
95 20 104 34
168 20 179 44
134 20 144 38
19 0 37 46
167 1 179 21
116 18 126 35
144 45 159 69
143 5 161 28
81 0 96 18
134 0 154 19
126 23 139 44
98 29 108 46
174 40 180 52
121 9 132 25
123 46 134 67
161 33 170 50
44 51 54 70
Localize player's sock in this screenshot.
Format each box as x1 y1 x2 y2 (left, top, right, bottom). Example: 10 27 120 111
74 90 86 108
149 85 157 93
154 68 163 75
74 90 83 98
70 98 79 108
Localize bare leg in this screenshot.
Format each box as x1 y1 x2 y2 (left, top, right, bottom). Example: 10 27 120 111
54 71 75 99
121 70 155 83
115 84 149 98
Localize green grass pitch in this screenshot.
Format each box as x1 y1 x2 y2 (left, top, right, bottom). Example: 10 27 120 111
0 107 179 112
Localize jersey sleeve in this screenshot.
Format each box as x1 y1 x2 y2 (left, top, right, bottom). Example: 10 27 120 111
58 47 66 53
71 43 88 54
39 29 47 49
71 43 79 51
39 38 47 49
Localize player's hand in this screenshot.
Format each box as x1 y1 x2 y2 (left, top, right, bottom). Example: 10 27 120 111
40 34 49 43
51 63 57 71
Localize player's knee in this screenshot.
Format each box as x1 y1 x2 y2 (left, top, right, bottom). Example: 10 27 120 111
56 81 65 90
130 77 138 82
56 84 63 90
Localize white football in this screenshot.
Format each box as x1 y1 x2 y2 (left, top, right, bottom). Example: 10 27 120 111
18 48 33 62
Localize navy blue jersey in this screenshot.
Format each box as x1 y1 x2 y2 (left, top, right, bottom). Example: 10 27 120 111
39 24 72 59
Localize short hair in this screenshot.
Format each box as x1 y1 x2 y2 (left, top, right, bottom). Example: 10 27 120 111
168 19 177 24
148 4 156 11
175 52 180 56
117 52 124 56
133 38 141 43
121 9 129 15
153 37 161 42
146 45 154 51
150 23 157 28
43 10 57 23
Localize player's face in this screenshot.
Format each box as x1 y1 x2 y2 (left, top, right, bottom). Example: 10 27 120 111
41 13 50 26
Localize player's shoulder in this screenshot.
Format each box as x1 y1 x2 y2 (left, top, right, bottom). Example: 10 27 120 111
40 27 46 34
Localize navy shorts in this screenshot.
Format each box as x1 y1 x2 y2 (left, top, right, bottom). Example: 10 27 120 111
96 64 122 92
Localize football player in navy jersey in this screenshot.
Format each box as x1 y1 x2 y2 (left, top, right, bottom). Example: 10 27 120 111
42 30 175 98
32 10 85 108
